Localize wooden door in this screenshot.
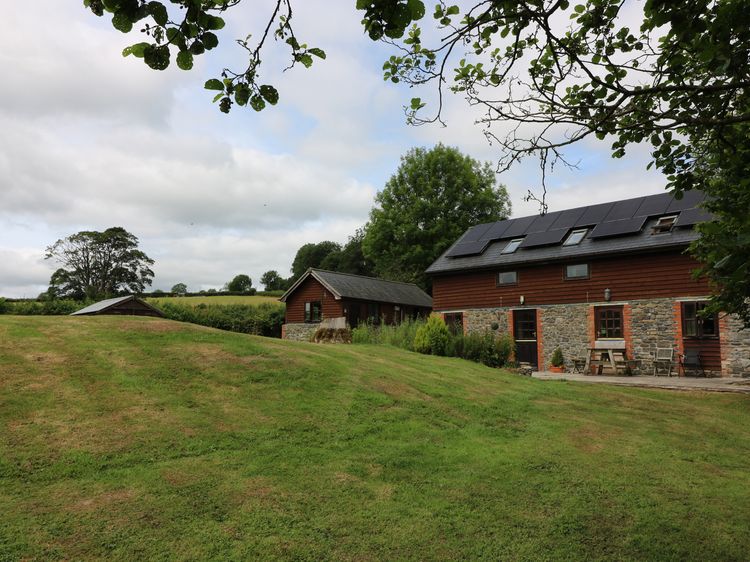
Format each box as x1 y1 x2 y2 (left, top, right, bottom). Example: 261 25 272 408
513 309 538 368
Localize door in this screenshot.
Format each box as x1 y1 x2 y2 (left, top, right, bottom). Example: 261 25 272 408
513 309 538 368
345 303 360 328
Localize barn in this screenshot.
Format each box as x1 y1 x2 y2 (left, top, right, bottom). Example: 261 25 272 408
70 295 164 318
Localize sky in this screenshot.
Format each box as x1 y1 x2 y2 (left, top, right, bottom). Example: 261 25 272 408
0 1 667 298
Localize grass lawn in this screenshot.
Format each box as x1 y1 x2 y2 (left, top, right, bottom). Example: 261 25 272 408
1 315 749 561
147 295 284 307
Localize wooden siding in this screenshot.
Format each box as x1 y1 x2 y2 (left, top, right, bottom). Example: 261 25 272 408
284 277 343 323
432 252 709 310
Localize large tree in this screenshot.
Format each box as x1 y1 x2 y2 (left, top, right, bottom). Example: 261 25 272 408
260 270 287 291
319 229 375 277
45 227 155 300
290 241 341 280
86 0 750 321
226 274 253 292
363 144 511 289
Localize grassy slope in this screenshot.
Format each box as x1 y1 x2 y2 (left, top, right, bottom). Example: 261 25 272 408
147 295 283 307
1 316 749 561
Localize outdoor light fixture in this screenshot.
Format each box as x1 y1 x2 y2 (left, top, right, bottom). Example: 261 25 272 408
520 295 525 305
604 288 611 302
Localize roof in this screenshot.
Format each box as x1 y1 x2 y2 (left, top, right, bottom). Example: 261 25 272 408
279 269 433 308
70 295 164 316
427 190 712 275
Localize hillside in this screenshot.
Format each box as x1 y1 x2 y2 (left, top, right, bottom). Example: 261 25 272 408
1 316 749 561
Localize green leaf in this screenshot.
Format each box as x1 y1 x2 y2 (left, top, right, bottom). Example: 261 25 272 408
122 42 150 58
147 2 168 26
259 85 279 105
112 12 133 33
176 50 193 70
308 47 326 60
297 53 313 68
212 92 224 103
250 95 266 112
201 32 218 50
407 0 425 19
207 16 225 30
235 84 250 106
204 78 224 91
143 45 170 70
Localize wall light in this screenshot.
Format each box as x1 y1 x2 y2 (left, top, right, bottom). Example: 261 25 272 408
604 288 611 302
520 295 525 305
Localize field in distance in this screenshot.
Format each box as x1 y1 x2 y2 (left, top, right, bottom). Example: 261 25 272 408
1 315 749 561
148 295 284 306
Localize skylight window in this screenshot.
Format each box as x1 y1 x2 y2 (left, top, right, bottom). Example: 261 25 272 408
563 228 587 246
652 215 677 234
501 238 523 254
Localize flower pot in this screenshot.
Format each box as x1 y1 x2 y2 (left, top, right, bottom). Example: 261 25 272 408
549 365 564 373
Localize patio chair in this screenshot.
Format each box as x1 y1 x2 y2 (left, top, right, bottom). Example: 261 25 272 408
653 347 676 377
570 357 587 374
680 350 705 377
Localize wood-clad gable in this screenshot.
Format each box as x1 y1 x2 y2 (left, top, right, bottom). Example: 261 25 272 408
284 276 343 324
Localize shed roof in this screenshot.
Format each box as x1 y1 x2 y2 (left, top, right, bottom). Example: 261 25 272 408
427 191 711 275
70 295 164 317
280 269 433 308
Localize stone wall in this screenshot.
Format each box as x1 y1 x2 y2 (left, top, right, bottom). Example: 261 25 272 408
463 308 509 335
722 314 750 377
538 303 590 370
627 298 677 362
282 323 318 342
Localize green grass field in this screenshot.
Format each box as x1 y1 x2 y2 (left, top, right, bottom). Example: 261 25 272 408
147 295 284 307
1 316 749 561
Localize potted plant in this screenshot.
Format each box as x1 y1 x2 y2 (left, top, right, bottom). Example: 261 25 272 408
549 347 565 373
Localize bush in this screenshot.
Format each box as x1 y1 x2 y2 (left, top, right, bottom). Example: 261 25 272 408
551 346 564 367
157 302 284 337
1 299 92 315
351 317 423 350
0 298 6 314
495 332 515 366
413 314 451 356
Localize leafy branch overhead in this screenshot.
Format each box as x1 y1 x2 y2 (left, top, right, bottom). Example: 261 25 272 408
85 0 325 113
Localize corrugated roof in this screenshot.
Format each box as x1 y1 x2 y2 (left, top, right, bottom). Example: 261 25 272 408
427 191 710 275
280 269 433 308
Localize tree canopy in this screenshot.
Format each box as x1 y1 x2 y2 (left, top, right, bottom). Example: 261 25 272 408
226 274 253 292
290 241 341 281
362 144 511 289
260 270 287 291
171 282 188 294
45 227 154 300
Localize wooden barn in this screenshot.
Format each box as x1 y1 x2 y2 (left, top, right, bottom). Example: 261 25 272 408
280 268 432 341
70 295 164 318
427 190 749 377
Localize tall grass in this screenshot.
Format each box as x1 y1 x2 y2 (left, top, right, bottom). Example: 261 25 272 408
351 317 422 350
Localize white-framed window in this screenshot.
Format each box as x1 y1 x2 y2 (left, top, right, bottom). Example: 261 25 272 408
497 271 518 285
652 215 678 234
501 238 523 254
563 228 587 246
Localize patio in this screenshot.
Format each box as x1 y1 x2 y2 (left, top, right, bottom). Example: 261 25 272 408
532 372 750 394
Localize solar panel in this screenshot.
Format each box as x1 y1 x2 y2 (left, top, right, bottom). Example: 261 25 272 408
519 229 569 248
480 219 512 241
634 192 672 217
550 207 585 230
575 202 614 227
445 240 491 258
589 216 648 238
675 207 713 227
666 190 707 213
459 222 494 243
525 211 562 233
604 197 645 221
502 215 537 238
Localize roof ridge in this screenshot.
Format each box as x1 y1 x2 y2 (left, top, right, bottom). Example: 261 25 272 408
310 268 422 288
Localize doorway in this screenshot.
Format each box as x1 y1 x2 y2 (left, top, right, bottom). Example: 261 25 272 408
513 309 538 368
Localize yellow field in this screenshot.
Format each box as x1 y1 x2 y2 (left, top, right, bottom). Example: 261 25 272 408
147 295 284 306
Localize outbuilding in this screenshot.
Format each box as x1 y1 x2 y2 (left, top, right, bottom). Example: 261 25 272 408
70 295 164 318
279 268 432 341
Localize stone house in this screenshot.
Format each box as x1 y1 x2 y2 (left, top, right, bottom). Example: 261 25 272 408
426 191 749 376
280 268 432 341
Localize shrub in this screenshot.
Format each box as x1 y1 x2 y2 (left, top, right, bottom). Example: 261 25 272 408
495 332 515 366
413 314 451 356
551 346 564 367
157 302 284 337
0 298 6 314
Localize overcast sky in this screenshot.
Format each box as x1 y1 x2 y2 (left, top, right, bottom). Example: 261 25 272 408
0 1 667 298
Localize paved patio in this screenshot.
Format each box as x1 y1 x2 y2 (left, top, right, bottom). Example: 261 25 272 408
532 372 750 393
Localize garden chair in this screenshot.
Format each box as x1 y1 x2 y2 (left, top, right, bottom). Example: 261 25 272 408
680 350 705 377
652 347 676 377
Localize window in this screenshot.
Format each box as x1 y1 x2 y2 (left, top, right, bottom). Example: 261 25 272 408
501 238 523 254
564 263 589 279
444 312 464 335
497 271 518 285
367 303 380 324
563 228 587 246
682 301 718 338
596 306 623 339
652 215 678 234
304 301 321 322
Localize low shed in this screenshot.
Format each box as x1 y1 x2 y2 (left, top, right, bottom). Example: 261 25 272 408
279 268 432 341
71 295 164 318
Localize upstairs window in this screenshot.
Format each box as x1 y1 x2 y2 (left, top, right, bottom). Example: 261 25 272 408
304 301 322 322
564 263 589 280
497 271 518 286
501 238 523 254
563 228 587 246
652 215 677 234
682 301 718 338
